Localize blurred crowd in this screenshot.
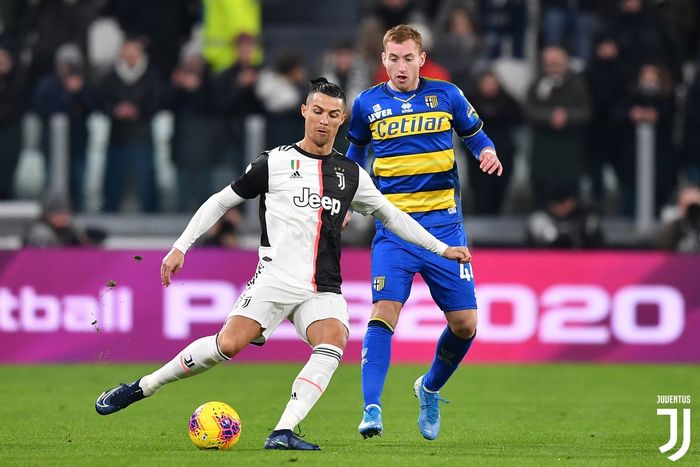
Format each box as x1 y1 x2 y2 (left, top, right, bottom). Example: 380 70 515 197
1 0 699 252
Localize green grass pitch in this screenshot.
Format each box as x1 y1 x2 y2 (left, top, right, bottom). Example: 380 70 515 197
0 364 697 466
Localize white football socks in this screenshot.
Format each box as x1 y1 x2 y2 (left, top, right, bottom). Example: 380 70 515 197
139 334 229 396
274 343 343 431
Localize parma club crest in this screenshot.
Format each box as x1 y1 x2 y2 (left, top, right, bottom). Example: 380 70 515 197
373 276 385 291
424 95 438 108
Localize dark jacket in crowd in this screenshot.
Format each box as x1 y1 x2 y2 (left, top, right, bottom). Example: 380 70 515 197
527 201 604 249
612 83 676 212
0 42 30 200
602 5 681 82
166 65 218 166
468 83 522 214
106 0 199 80
32 72 100 155
525 70 592 202
682 70 700 180
215 63 263 119
100 65 162 145
0 45 29 125
20 0 103 84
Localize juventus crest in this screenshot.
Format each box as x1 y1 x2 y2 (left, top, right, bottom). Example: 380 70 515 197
336 171 345 190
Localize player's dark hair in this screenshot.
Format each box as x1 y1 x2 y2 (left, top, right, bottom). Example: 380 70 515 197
308 77 346 106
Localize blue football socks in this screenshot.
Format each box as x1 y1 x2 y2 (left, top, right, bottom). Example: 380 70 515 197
423 326 475 392
361 319 394 407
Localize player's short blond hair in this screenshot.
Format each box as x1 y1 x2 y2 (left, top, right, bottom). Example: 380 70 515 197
383 24 423 51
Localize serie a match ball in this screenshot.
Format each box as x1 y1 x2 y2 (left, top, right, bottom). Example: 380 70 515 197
188 401 242 450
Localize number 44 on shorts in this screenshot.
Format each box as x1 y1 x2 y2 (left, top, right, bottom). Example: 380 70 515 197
459 263 473 281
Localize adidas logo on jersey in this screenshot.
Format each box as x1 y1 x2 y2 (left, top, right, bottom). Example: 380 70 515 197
293 187 342 215
290 171 302 179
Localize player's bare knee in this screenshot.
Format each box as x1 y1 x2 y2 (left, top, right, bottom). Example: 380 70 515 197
307 318 348 350
216 333 246 358
371 300 402 329
321 331 348 351
447 310 477 339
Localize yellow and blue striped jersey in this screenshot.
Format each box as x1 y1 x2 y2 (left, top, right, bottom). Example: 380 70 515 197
347 78 483 227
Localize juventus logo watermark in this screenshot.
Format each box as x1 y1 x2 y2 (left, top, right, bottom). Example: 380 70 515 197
657 395 691 461
183 355 195 368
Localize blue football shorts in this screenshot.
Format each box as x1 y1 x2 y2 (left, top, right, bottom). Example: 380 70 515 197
370 222 477 311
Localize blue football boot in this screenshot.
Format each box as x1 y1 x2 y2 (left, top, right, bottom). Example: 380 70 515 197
95 378 146 415
414 375 448 440
264 429 320 450
358 404 383 439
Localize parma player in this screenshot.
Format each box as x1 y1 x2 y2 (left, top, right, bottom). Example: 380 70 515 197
94 78 471 451
346 25 503 441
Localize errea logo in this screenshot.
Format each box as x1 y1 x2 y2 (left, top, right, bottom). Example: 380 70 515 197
294 187 342 215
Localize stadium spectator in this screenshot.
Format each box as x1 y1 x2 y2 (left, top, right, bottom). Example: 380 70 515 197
318 40 370 110
32 44 100 212
99 37 162 212
201 0 262 73
656 0 699 64
432 4 488 93
526 184 604 249
357 0 427 64
682 65 700 186
479 0 527 59
468 70 521 215
255 51 307 149
24 195 104 247
106 0 199 81
215 33 264 186
318 39 370 152
612 63 676 215
601 0 681 83
20 0 103 85
202 207 242 248
584 35 628 208
166 46 218 213
0 39 29 200
525 46 591 207
657 185 700 253
0 0 28 41
541 0 599 63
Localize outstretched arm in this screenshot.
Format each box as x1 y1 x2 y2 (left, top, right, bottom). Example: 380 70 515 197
161 186 244 286
351 166 471 262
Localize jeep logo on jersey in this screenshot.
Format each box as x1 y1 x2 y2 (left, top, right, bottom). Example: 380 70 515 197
293 187 342 215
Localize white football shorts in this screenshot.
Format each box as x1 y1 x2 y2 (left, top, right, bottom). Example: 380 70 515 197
227 268 349 345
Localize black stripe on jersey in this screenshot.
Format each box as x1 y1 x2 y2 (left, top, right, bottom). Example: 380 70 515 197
456 119 483 138
231 152 269 199
313 153 360 294
259 192 269 247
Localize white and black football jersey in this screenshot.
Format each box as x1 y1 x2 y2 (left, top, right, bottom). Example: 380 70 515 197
231 144 388 294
